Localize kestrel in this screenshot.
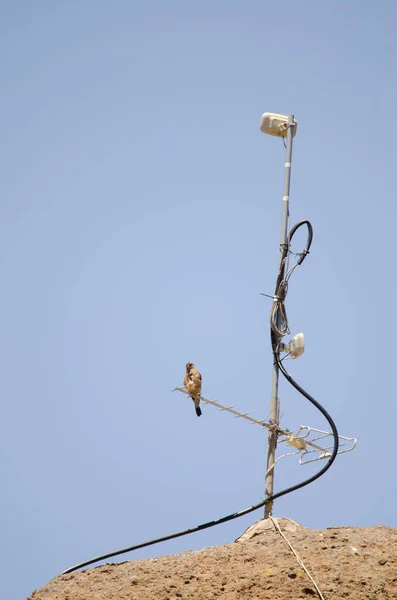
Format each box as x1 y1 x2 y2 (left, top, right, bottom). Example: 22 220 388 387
184 362 202 417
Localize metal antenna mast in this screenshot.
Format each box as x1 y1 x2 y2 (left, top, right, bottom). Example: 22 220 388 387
174 112 356 516
261 113 296 518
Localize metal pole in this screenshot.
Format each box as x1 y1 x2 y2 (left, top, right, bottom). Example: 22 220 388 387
264 114 295 518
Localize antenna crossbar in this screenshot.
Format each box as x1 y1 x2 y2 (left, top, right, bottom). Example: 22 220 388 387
172 387 277 430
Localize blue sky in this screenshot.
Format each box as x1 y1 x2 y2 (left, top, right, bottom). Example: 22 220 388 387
1 1 396 598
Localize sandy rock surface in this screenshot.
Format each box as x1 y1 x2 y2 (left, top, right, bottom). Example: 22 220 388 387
30 518 397 600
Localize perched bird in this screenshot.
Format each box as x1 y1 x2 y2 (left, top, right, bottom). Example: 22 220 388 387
184 362 202 417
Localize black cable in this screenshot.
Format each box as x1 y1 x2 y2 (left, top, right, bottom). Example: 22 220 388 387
61 219 339 576
62 425 337 576
289 220 313 264
269 218 338 484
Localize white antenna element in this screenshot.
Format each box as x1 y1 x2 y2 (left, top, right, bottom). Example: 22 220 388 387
279 332 304 359
172 387 357 464
280 426 357 465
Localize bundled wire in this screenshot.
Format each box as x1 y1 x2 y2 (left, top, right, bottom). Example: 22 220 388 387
61 219 338 576
270 220 313 338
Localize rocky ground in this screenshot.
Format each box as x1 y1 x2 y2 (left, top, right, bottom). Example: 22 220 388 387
30 518 397 600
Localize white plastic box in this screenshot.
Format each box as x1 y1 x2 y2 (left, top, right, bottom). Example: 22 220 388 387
260 113 298 138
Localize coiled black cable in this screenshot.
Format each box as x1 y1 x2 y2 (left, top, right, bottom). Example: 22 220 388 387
61 220 339 575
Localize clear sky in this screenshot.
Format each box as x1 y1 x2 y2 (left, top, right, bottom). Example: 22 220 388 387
1 1 396 598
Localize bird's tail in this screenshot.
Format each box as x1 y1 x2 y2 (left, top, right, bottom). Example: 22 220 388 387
195 406 202 417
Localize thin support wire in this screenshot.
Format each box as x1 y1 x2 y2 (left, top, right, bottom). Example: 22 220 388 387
270 517 325 600
265 450 301 478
